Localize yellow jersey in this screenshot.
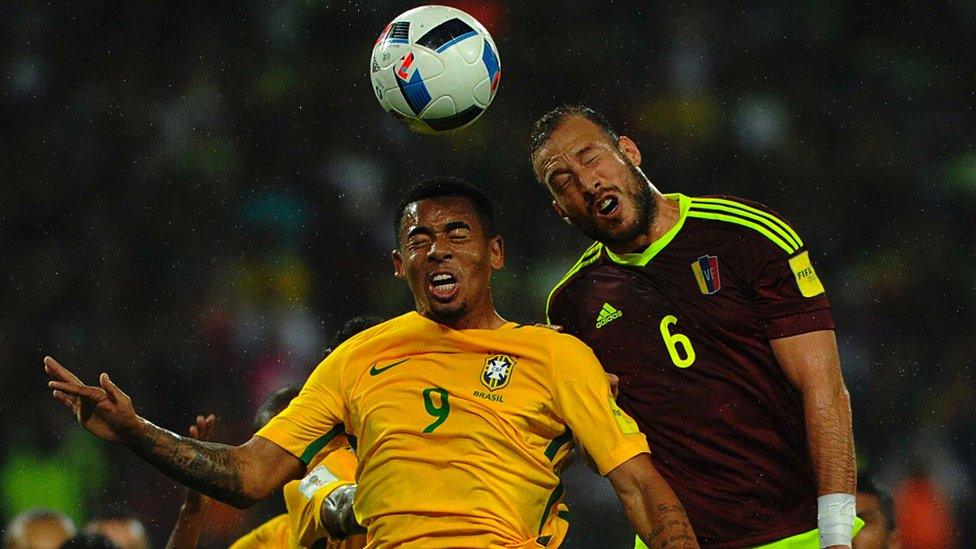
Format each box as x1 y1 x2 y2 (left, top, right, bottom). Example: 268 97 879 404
229 514 294 548
257 312 648 548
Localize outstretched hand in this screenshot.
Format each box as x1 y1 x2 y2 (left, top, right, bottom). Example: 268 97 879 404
45 356 142 444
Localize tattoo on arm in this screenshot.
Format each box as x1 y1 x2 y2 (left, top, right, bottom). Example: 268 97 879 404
649 504 697 547
129 422 250 507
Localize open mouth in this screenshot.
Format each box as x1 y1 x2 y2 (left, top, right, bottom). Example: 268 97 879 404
429 272 459 301
596 196 619 217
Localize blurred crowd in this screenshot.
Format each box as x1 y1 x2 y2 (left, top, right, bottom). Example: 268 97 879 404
2 1 973 547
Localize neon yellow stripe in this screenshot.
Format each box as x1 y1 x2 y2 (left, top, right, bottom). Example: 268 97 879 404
688 210 796 254
692 197 803 249
545 242 603 323
690 202 800 250
604 193 692 267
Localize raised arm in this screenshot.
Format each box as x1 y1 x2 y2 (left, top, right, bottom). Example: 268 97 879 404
44 356 303 508
606 454 698 548
165 414 216 549
772 330 856 548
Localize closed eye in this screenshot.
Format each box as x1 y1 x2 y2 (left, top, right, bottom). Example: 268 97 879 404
551 172 573 190
407 236 432 250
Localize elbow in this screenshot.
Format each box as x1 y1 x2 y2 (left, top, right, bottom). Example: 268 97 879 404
228 484 276 509
227 493 261 509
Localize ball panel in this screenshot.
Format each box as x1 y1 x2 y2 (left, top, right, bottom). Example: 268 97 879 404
421 95 457 120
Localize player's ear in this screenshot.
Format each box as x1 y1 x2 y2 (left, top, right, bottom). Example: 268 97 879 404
552 200 573 226
392 249 405 279
617 135 641 167
488 234 504 270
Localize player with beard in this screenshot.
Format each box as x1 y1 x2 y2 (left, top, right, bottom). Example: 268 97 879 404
530 105 860 549
44 177 698 548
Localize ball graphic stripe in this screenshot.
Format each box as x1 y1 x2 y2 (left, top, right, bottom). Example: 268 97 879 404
396 70 432 115
416 18 477 51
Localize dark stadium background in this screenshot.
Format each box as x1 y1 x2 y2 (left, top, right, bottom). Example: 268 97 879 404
2 2 973 547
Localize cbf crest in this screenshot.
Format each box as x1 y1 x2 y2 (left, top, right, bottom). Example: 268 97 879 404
481 354 516 391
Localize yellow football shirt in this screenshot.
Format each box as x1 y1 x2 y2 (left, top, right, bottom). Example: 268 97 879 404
228 513 294 548
257 311 648 548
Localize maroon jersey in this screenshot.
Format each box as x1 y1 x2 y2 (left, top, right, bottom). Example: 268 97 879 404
547 194 834 547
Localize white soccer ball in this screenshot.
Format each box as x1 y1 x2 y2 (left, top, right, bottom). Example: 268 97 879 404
369 5 501 134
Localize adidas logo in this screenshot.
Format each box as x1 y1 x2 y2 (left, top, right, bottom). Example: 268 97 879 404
595 303 622 329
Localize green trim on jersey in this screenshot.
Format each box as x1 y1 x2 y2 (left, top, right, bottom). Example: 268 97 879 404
604 193 692 267
300 423 345 465
544 428 574 460
538 481 565 534
690 197 803 251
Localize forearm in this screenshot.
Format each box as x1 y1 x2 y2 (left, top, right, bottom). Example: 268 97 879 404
164 499 208 549
632 500 697 549
609 457 698 548
126 418 256 508
803 385 855 495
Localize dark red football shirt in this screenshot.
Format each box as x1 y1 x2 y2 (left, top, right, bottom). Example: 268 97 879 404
547 194 834 547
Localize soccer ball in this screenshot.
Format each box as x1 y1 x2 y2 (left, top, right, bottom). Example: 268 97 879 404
370 5 501 134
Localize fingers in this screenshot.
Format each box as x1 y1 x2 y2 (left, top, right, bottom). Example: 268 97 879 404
52 389 78 410
607 373 620 398
43 356 83 384
188 414 217 441
48 380 103 400
99 373 124 403
533 323 564 332
203 414 216 439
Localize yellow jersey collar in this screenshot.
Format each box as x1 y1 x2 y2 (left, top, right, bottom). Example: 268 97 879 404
603 193 691 267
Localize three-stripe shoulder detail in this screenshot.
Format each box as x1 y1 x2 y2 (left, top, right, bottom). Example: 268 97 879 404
545 242 603 322
688 197 803 254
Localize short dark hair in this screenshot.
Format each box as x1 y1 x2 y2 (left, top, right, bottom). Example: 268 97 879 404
324 315 385 356
254 386 300 430
858 473 896 531
529 104 620 161
393 176 497 242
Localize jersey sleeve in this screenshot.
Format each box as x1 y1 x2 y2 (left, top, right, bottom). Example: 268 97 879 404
255 352 348 465
745 237 834 339
546 287 583 336
284 446 359 547
228 515 291 549
549 334 649 475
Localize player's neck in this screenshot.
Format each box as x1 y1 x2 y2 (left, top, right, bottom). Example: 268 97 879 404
605 191 679 255
422 302 508 331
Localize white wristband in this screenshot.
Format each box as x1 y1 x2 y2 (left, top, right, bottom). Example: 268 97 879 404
817 493 855 548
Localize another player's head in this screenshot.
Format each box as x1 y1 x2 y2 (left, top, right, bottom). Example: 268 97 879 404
854 474 900 549
254 386 301 430
392 176 504 327
82 507 147 549
3 508 77 549
530 104 658 250
323 315 385 356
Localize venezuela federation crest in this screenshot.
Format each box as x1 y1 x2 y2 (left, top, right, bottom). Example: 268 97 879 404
481 354 516 391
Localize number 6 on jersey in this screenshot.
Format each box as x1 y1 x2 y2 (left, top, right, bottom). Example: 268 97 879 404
660 315 696 368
